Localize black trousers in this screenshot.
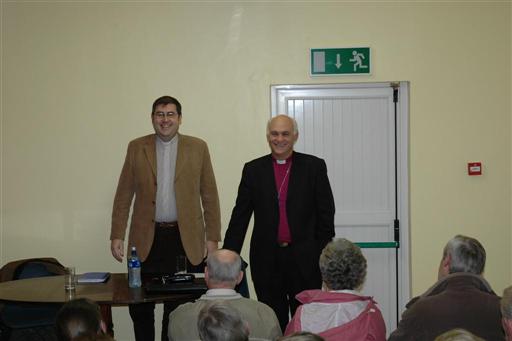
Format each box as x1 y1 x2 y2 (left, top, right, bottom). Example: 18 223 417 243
254 245 322 332
128 226 204 341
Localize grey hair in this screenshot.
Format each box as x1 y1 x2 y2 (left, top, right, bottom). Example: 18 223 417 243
434 329 485 341
197 301 248 341
319 238 367 291
443 235 486 275
266 115 299 135
206 250 242 285
501 286 512 319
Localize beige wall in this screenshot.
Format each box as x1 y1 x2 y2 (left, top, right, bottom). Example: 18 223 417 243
2 2 511 340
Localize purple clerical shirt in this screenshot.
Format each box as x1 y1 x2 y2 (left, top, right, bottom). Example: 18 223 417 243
273 157 292 243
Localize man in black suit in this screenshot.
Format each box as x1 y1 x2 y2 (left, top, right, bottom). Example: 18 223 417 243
223 115 335 331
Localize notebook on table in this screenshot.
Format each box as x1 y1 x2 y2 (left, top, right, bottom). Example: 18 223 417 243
77 272 111 284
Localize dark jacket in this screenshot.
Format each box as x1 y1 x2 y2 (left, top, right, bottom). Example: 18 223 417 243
224 151 335 288
388 273 505 341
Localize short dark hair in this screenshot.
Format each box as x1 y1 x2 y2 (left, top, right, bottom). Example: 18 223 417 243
55 298 103 341
151 96 182 116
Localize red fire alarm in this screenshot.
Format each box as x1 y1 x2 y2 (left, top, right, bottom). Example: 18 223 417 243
468 162 482 176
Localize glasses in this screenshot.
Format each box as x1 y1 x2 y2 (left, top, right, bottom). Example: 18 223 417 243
154 112 178 120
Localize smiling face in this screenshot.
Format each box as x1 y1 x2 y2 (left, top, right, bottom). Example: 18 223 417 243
267 115 298 160
151 103 181 141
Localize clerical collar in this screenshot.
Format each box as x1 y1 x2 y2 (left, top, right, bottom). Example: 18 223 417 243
273 155 293 165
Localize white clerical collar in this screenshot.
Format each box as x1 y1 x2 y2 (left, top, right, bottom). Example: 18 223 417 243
273 155 293 165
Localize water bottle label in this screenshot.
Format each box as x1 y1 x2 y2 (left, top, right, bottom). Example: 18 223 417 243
129 267 142 288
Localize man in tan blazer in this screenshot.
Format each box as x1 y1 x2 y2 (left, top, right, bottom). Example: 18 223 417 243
110 95 221 341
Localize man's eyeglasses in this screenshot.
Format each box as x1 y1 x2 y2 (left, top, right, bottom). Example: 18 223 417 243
154 112 178 119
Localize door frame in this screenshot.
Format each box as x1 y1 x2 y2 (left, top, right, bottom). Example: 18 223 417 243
270 81 411 317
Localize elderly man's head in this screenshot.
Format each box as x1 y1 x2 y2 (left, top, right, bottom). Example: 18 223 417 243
319 238 367 291
197 300 249 341
266 115 299 160
205 249 243 289
438 235 486 280
501 286 512 340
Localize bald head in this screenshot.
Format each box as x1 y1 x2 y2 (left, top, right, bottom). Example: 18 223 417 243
266 115 298 160
205 249 243 288
266 115 298 135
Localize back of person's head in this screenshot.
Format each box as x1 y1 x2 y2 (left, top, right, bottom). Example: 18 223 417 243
205 249 242 288
442 235 486 275
56 298 104 341
197 300 248 341
501 286 512 338
319 238 367 291
434 328 485 341
279 331 325 341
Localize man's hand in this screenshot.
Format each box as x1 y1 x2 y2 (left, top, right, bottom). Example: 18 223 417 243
206 240 218 255
111 239 124 262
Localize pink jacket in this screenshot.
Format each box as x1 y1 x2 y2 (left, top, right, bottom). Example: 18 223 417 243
285 290 386 341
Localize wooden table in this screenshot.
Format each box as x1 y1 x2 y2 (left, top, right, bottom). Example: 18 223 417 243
0 273 205 336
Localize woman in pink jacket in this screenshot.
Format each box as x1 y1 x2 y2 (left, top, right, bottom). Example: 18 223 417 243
285 238 386 341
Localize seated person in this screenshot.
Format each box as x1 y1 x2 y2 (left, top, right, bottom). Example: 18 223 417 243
285 238 386 340
55 298 109 341
168 249 281 340
501 286 512 340
389 234 505 341
434 329 485 341
197 300 249 341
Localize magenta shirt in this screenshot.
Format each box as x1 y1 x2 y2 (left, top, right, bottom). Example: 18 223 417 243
273 157 292 243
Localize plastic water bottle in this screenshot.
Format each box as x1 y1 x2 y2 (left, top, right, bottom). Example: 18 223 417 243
128 246 142 288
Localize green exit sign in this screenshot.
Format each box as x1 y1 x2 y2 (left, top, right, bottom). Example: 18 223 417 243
311 47 371 75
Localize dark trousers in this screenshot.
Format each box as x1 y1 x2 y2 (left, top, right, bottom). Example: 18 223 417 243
128 226 204 341
254 245 322 332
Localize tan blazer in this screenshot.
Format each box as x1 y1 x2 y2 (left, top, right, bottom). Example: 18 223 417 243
111 134 221 264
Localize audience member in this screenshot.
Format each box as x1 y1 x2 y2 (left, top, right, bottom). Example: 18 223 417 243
285 238 385 340
434 329 485 341
55 298 108 341
389 234 504 340
168 249 281 340
279 331 325 341
197 301 249 341
501 286 512 340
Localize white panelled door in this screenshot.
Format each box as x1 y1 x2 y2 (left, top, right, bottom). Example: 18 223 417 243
271 82 410 335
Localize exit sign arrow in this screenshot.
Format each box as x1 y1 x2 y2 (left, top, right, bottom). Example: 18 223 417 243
335 54 342 69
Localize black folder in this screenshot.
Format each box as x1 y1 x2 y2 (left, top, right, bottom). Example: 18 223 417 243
144 275 207 294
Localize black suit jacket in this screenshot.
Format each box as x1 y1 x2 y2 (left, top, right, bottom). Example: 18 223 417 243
224 152 335 288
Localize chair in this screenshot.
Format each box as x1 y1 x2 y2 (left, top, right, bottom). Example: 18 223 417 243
0 258 66 341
